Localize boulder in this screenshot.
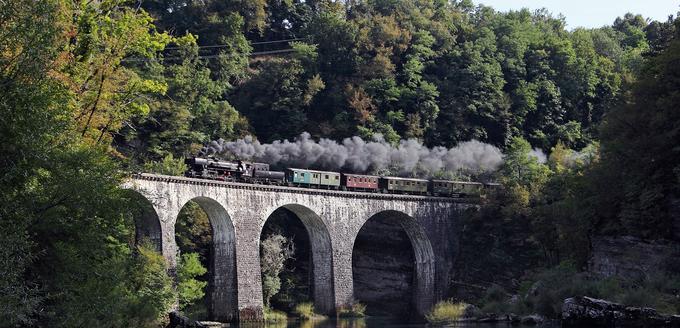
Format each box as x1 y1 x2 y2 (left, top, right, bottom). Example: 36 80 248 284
168 311 195 328
462 304 481 318
196 321 228 328
520 314 545 325
562 296 680 327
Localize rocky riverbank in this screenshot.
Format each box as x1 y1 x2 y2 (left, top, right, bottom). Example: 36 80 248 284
562 296 680 328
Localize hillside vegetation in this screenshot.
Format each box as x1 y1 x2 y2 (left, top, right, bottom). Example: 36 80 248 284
1 0 679 325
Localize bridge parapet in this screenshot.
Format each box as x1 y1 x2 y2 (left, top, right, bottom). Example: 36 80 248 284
130 173 478 203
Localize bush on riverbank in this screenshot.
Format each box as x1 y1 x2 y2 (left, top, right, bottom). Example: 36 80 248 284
293 302 326 320
475 263 680 318
426 301 468 324
264 307 288 323
337 303 366 318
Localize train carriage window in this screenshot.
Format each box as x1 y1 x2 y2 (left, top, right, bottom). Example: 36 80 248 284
335 176 339 180
325 174 329 179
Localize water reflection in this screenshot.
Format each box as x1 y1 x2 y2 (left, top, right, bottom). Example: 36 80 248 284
241 317 548 328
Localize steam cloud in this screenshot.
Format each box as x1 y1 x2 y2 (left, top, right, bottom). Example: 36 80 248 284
200 132 503 177
530 148 547 164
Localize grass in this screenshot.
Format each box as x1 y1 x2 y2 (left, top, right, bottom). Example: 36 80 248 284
425 301 468 325
293 302 327 320
264 307 288 323
337 303 367 318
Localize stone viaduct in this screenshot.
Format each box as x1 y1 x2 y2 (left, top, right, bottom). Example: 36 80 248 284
124 173 477 322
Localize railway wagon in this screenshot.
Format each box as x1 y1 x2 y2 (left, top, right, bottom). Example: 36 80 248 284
483 182 502 197
286 168 341 189
342 174 379 191
379 176 429 195
430 180 483 197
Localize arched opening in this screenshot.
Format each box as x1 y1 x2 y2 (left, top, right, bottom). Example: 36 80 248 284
121 190 162 252
352 210 435 320
259 204 334 316
175 197 236 322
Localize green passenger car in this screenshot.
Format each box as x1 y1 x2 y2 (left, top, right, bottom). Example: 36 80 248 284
319 171 341 187
286 168 340 189
378 177 429 194
430 180 483 197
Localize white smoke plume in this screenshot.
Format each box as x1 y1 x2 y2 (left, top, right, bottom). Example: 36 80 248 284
529 148 548 164
200 132 503 177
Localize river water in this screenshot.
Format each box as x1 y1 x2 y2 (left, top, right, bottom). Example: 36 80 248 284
242 317 559 328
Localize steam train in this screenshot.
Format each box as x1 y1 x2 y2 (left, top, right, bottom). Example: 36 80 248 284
184 157 499 198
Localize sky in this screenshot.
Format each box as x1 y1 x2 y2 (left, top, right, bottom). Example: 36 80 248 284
476 0 679 29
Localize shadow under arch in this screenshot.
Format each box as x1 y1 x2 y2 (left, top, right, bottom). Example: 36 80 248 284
352 210 435 319
260 204 335 315
121 189 162 252
179 196 237 322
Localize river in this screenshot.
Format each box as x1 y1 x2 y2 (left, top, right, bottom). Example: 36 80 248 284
242 317 560 328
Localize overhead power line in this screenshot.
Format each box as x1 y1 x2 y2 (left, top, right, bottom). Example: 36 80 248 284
163 38 306 51
121 48 298 63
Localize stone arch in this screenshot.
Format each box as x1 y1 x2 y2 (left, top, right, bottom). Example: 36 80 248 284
260 204 335 314
352 210 435 318
178 196 237 322
121 189 162 252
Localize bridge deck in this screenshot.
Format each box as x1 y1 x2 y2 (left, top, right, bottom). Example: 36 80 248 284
131 173 478 204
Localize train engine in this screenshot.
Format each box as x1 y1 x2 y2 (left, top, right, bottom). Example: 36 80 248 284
184 157 284 184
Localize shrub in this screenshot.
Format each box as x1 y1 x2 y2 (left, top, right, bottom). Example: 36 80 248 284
293 302 325 320
143 154 186 176
264 307 288 323
426 301 468 324
176 252 207 309
337 303 366 318
260 233 295 306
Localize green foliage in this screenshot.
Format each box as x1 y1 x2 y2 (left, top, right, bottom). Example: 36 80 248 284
0 1 177 325
260 233 295 306
484 264 680 318
127 243 176 326
5 0 680 324
501 137 551 190
175 202 213 266
426 301 468 324
585 30 680 239
125 32 250 161
264 307 288 323
177 253 208 310
143 154 186 176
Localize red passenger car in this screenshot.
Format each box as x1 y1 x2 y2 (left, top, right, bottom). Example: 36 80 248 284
341 173 379 191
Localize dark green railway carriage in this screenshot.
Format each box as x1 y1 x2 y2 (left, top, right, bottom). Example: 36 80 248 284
430 180 483 197
378 176 429 195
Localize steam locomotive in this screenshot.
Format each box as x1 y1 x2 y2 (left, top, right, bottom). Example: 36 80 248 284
184 157 499 198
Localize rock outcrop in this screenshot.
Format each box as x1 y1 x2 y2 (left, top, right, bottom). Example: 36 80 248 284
588 236 680 281
562 296 680 327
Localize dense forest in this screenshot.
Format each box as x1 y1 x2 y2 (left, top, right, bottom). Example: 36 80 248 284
2 0 679 326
